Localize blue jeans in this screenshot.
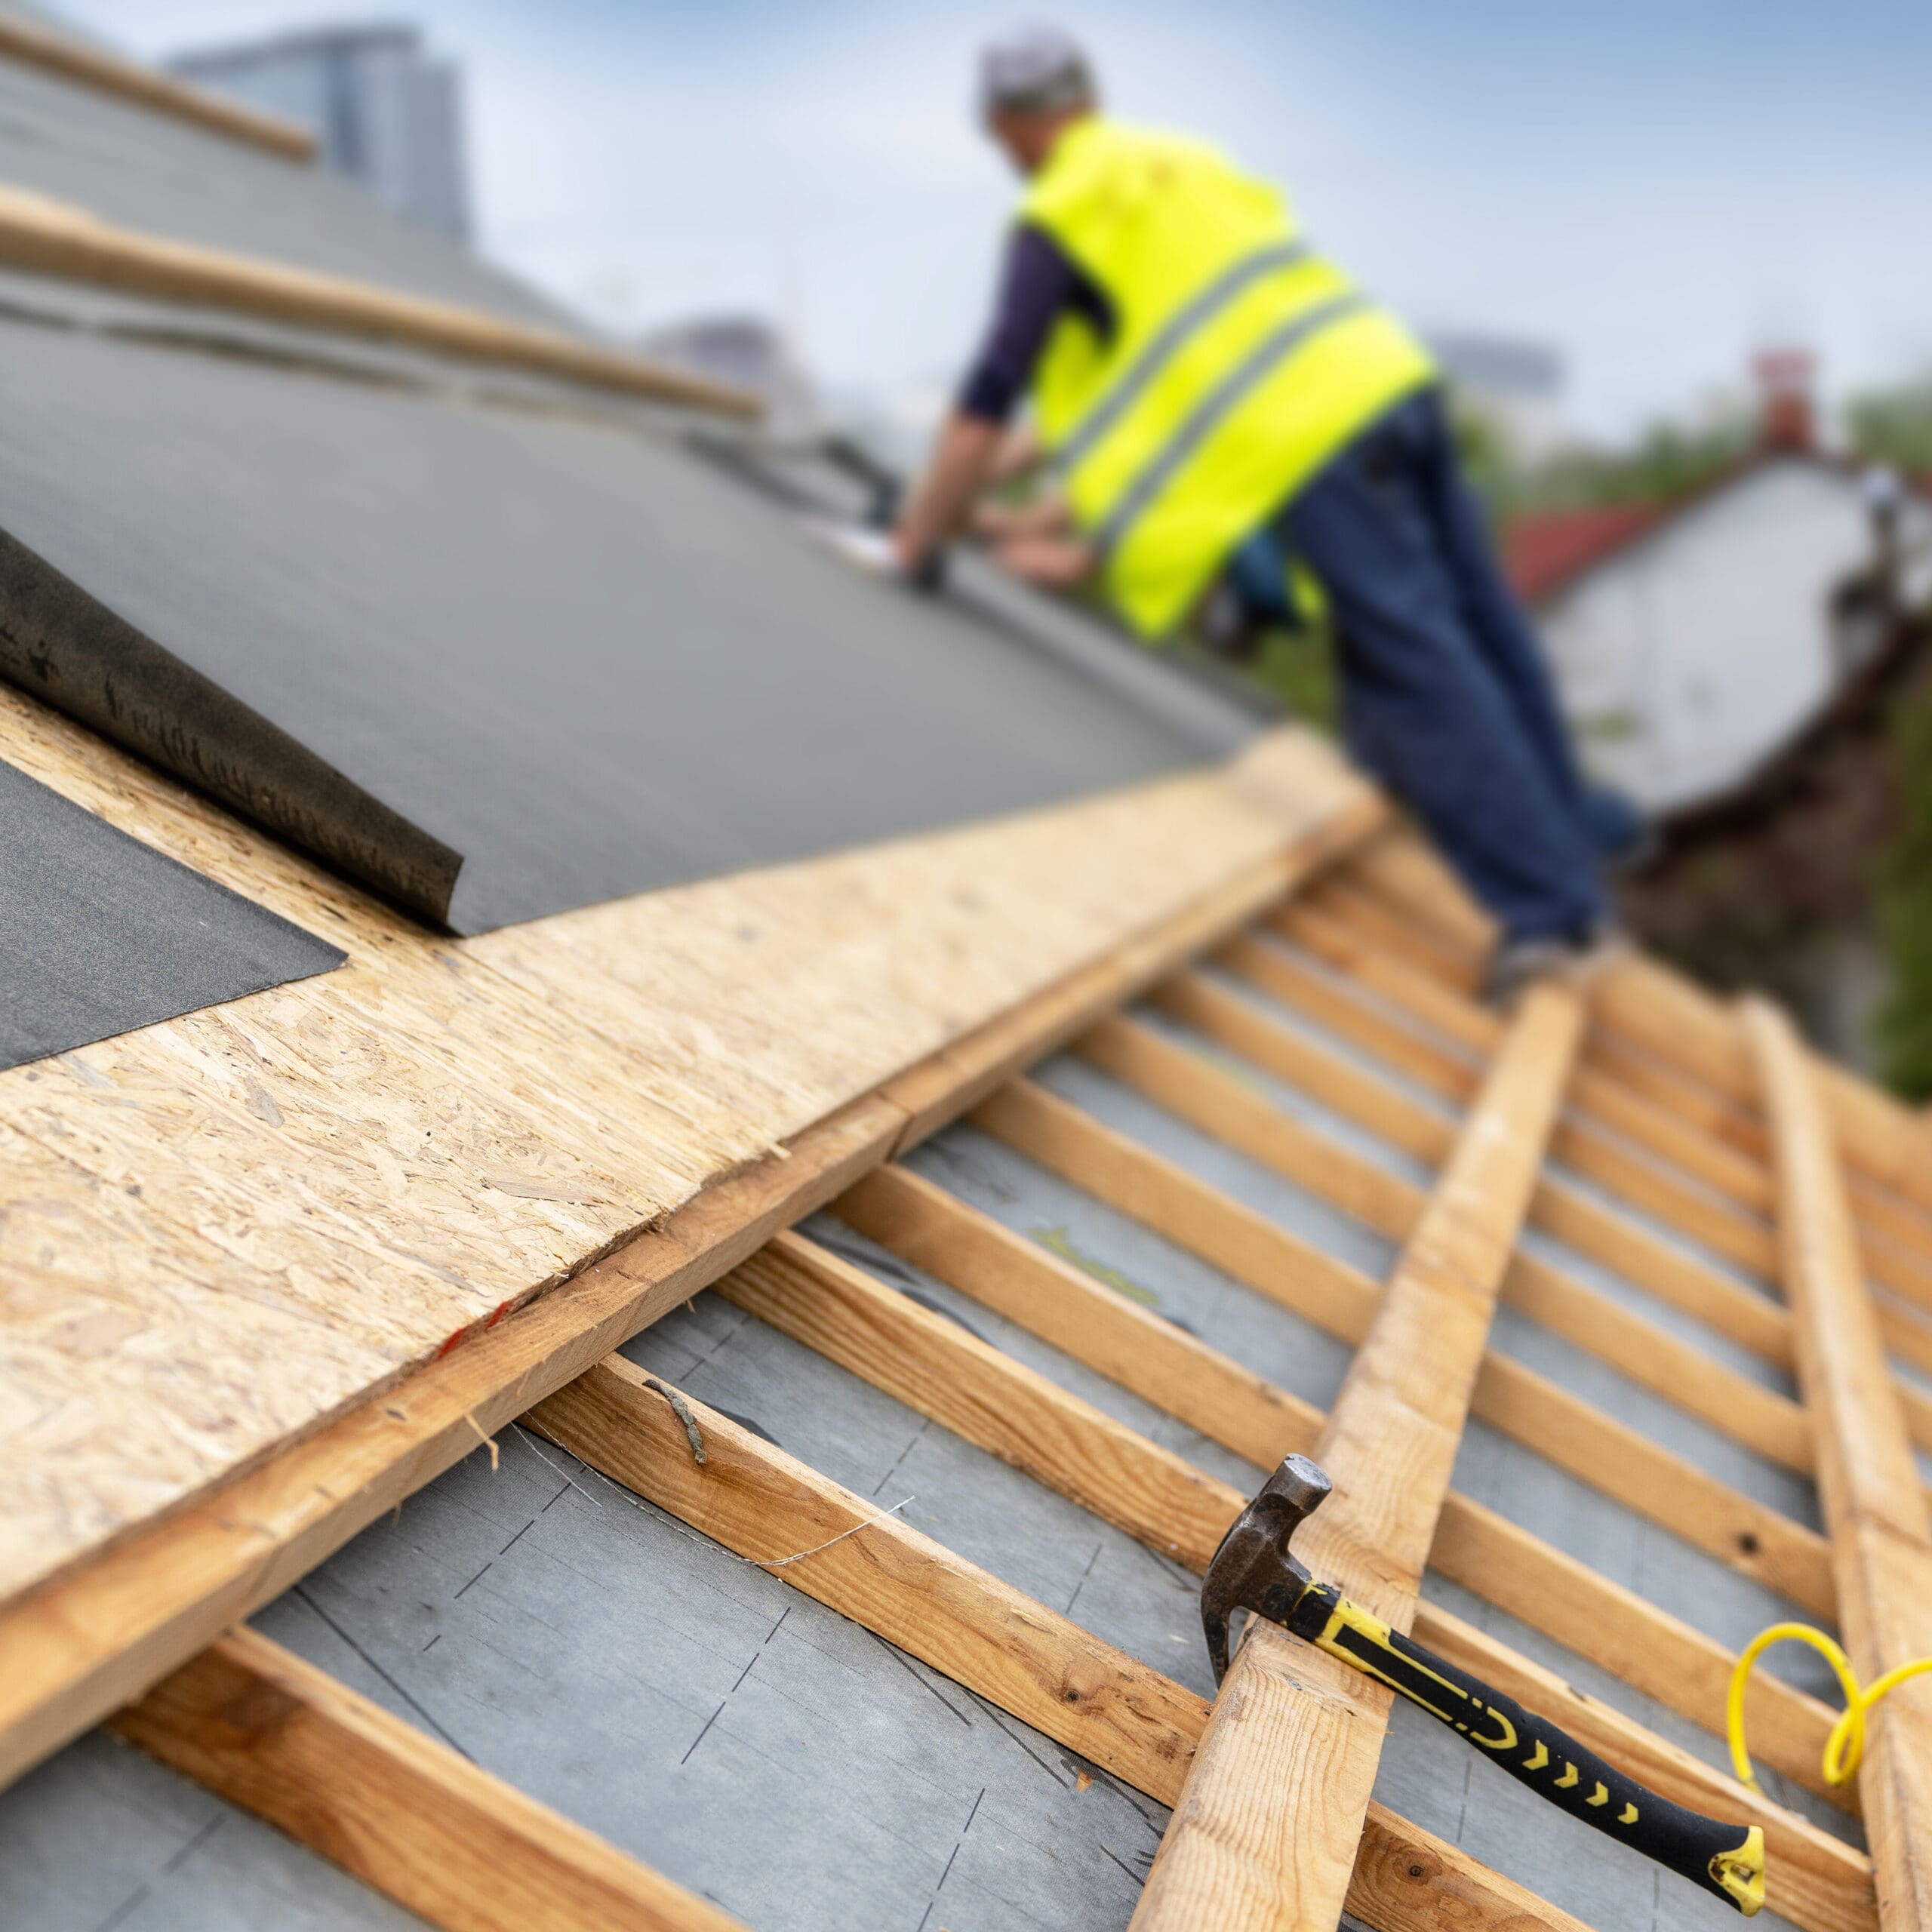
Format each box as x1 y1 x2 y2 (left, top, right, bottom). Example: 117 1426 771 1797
1274 388 1637 943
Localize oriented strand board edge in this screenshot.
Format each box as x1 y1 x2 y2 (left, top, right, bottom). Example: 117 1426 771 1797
0 746 1377 1791
0 1093 899 1793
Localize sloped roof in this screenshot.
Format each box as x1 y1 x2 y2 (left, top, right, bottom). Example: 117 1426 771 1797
1503 500 1666 601
5 26 1932 1932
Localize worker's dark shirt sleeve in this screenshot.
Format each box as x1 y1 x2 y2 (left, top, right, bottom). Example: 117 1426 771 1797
956 223 1112 426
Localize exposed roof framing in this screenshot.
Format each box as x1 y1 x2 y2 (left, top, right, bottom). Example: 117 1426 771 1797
0 11 316 161
12 784 1932 1927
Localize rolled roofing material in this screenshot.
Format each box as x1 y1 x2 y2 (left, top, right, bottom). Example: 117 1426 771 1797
0 755 343 1072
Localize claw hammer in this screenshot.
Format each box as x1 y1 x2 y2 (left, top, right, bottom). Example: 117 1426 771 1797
1200 1455 1765 1915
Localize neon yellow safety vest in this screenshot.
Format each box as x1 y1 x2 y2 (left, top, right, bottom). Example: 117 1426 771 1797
1022 117 1437 638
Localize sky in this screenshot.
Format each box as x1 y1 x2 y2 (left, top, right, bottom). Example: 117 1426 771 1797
57 0 1932 441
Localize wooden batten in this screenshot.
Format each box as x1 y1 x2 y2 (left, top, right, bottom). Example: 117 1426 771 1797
0 17 317 159
0 184 762 417
829 1165 1859 1906
115 1628 740 1932
532 1366 1592 1932
1130 984 1583 1931
1749 1000 1932 1930
1072 1011 1820 1480
0 691 1377 1790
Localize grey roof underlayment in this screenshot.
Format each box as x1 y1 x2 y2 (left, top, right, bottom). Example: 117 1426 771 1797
0 301 1261 932
0 754 343 1073
0 24 1267 934
0 27 561 324
0 935 1875 1932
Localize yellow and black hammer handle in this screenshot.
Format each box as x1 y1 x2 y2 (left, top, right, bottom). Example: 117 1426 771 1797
1285 1582 1765 1915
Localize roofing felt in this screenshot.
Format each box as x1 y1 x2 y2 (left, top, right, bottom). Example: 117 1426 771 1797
0 753 342 1072
0 309 1261 932
0 27 555 323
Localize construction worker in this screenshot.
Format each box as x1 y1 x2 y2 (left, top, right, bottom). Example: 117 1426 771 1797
891 28 1644 1001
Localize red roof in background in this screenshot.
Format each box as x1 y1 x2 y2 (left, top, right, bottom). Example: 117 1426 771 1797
1502 503 1666 603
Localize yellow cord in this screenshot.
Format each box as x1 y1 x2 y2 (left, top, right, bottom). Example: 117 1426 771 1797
1727 1623 1932 1793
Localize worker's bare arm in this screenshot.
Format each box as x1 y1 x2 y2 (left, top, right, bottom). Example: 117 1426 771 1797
893 412 1006 571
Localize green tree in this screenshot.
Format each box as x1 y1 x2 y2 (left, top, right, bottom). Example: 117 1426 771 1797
1847 376 1932 475
1875 691 1932 1099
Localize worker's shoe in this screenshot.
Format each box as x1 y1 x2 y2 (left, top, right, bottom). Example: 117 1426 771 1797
1482 925 1623 1011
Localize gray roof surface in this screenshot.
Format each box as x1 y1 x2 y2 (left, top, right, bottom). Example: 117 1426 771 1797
0 753 343 1072
0 937 1854 1930
0 308 1260 931
0 28 561 324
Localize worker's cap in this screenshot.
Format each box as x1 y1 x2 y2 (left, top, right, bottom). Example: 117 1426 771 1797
977 26 1097 121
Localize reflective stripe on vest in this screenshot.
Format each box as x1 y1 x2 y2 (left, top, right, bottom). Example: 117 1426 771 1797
1093 291 1367 555
1055 238 1312 473
1021 120 1436 636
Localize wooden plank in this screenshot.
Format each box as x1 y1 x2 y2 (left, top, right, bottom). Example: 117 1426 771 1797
1344 830 1932 1233
981 1074 1823 1584
836 1162 1307 1470
0 1096 897 1792
1429 1490 1846 1811
1748 999 1932 1929
0 715 1379 1789
533 1363 1592 1932
1275 895 1780 1216
1189 959 1932 1458
0 183 761 417
717 1230 1238 1571
1076 1012 1819 1476
113 1627 737 1931
835 1164 1848 1800
880 786 1388 1153
0 15 317 158
1131 983 1583 1932
1159 969 1792 1361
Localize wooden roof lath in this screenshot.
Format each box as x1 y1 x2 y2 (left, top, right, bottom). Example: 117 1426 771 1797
10 811 1932 1928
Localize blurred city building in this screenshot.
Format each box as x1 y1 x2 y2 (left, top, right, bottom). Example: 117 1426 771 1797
1426 329 1571 463
1506 350 1932 813
168 23 470 242
638 315 817 434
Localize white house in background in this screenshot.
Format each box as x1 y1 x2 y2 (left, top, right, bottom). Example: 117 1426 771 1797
1504 359 1932 812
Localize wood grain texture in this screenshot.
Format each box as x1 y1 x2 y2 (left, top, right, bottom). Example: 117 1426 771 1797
1077 1011 1818 1477
1748 1000 1932 1930
0 679 1370 1621
835 1162 1320 1471
0 1095 896 1791
836 1162 1856 1859
535 1364 1590 1932
114 1627 739 1931
1227 936 1932 1456
1132 983 1583 1932
1344 829 1932 1236
1158 968 1792 1362
0 16 317 158
718 1230 1241 1569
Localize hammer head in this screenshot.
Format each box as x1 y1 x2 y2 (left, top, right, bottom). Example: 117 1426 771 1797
1200 1454 1331 1683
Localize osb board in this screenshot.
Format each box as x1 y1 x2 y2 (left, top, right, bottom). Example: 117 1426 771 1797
0 679 1374 1608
